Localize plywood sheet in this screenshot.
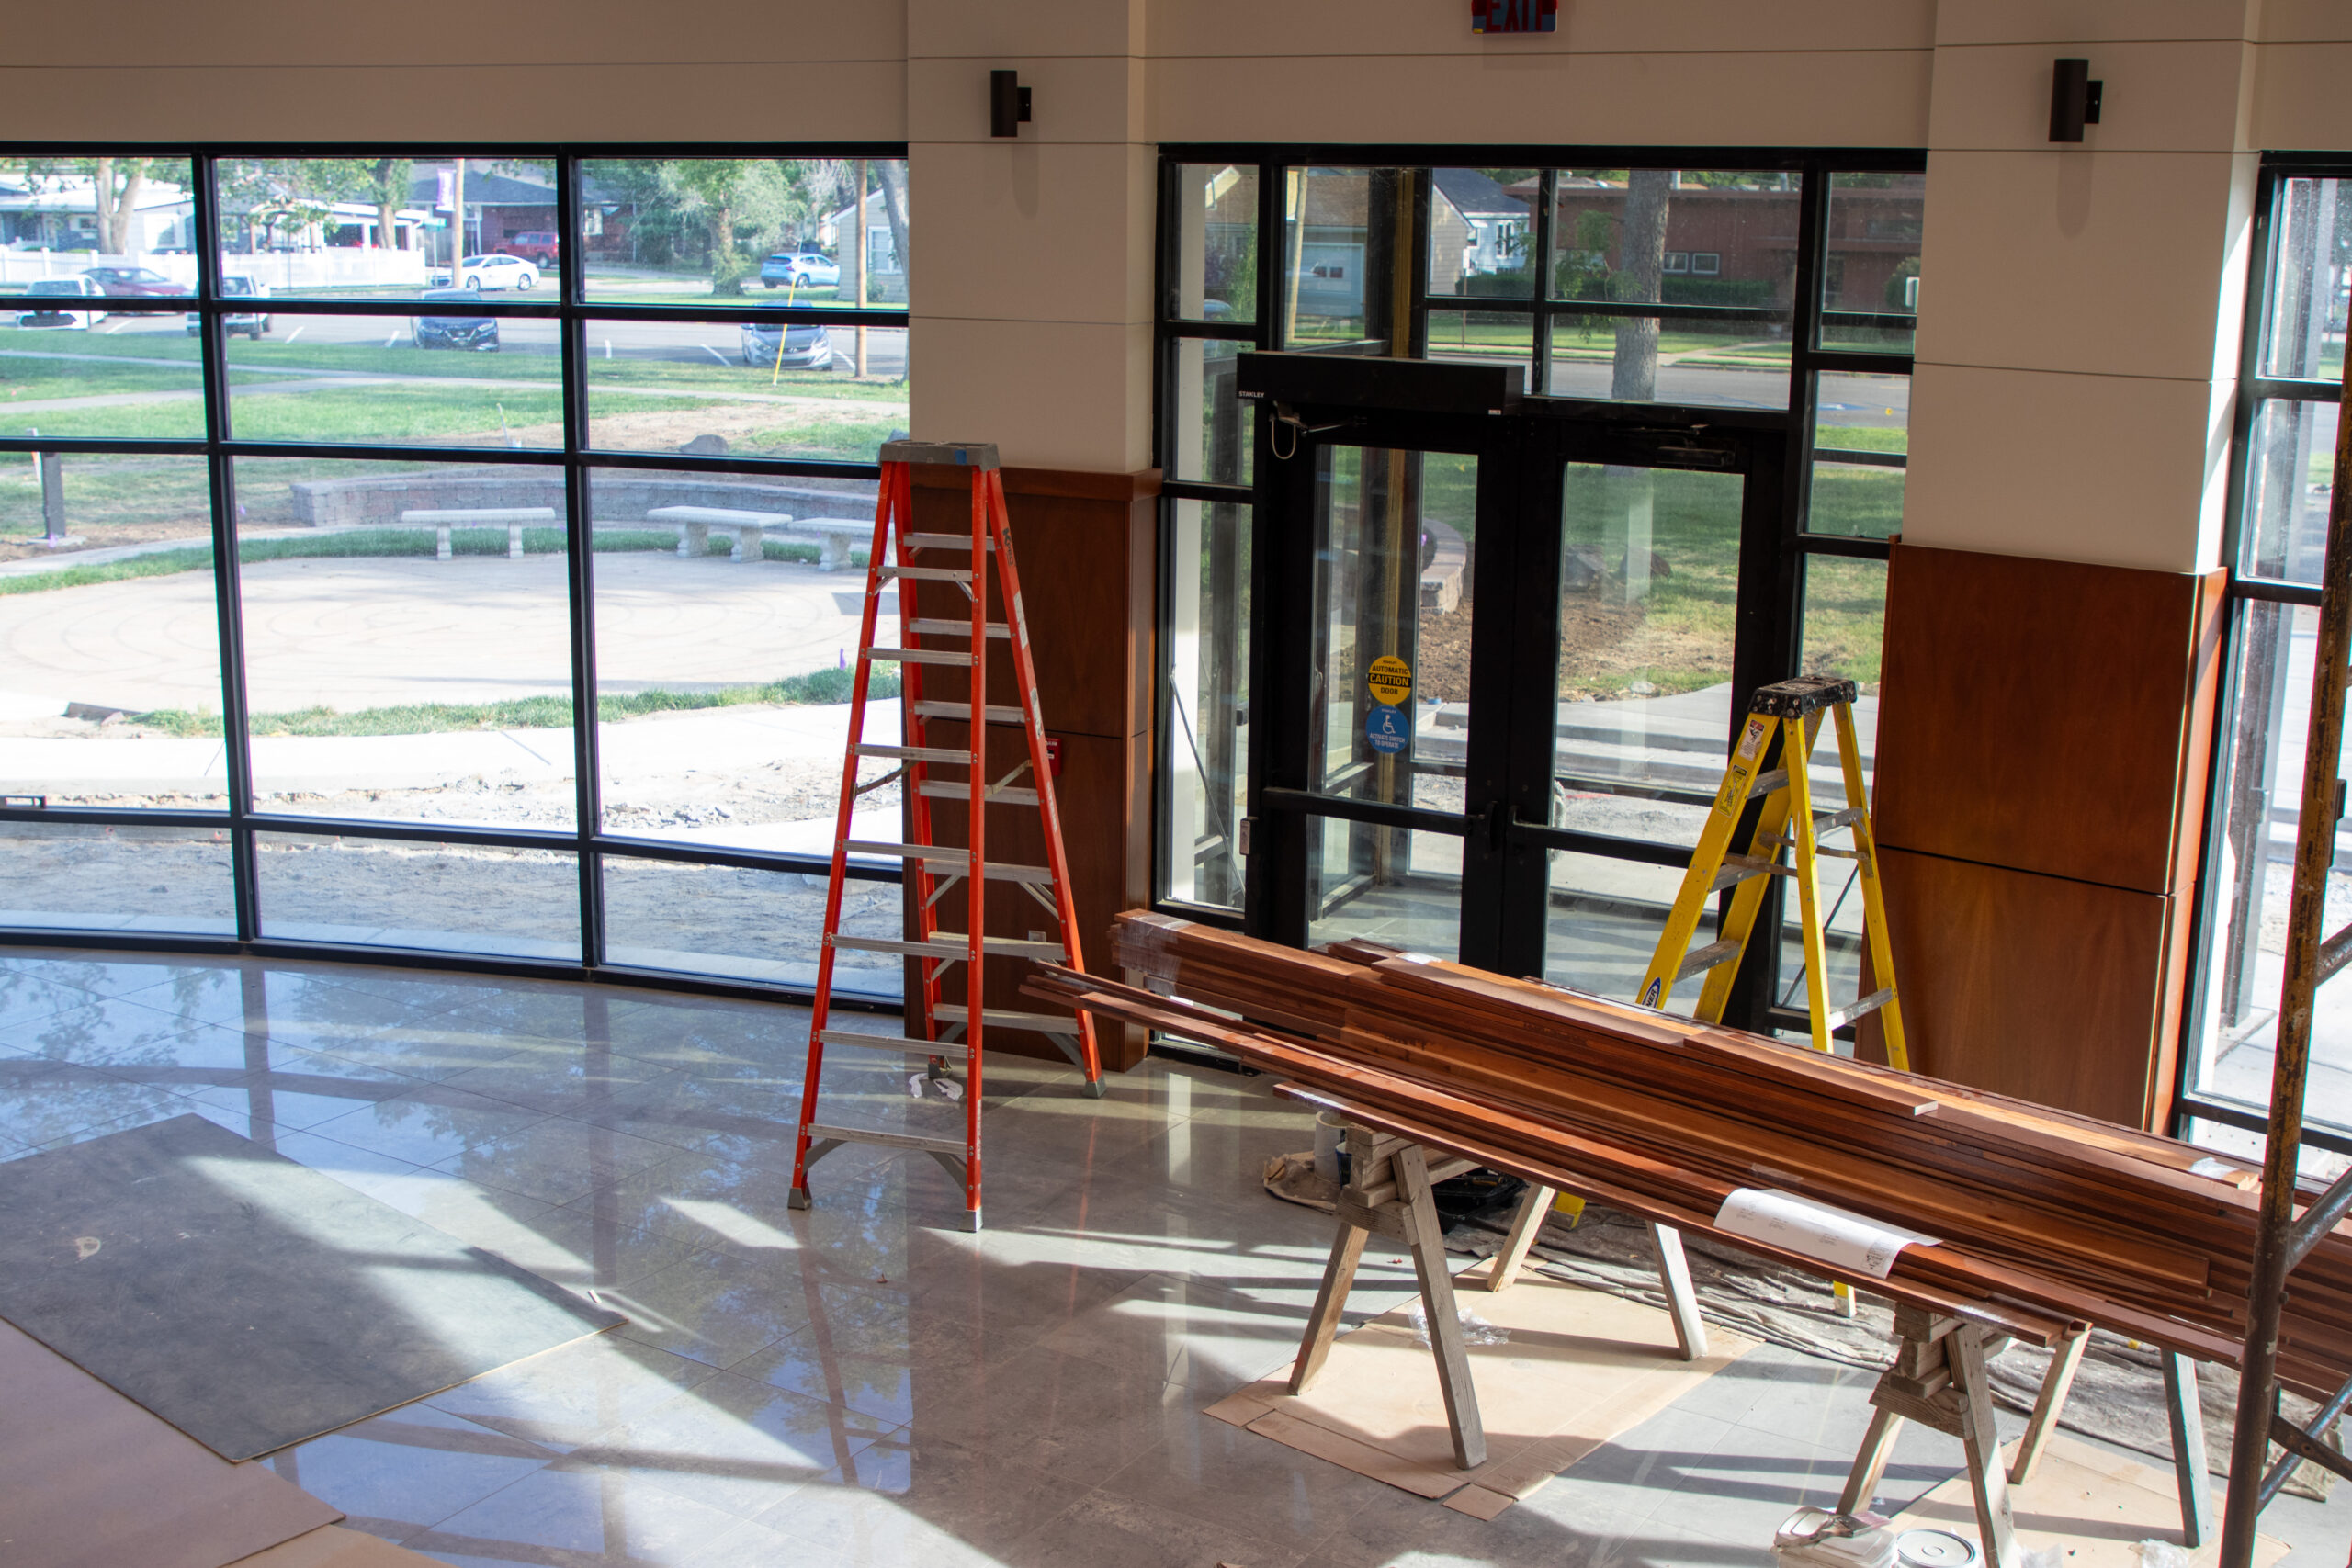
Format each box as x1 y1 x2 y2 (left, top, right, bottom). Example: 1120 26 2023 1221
0 1319 338 1568
1205 1262 1755 1513
0 1114 622 1461
1885 1435 2287 1567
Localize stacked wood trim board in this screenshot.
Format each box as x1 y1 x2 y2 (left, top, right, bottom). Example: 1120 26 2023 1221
1024 913 2352 1400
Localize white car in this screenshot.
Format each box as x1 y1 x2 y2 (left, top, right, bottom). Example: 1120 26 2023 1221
16 276 106 329
447 254 539 292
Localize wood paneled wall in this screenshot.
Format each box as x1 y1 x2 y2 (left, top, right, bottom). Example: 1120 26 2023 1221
901 464 1159 1071
1863 543 2227 1128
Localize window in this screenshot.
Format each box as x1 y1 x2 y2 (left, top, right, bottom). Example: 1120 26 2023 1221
0 148 911 998
1154 151 1923 985
2187 160 2352 1156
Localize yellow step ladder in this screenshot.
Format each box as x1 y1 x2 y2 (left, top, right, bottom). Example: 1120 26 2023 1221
1636 674 1908 1069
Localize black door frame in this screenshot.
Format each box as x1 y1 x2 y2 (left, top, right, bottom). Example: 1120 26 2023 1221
1243 355 1796 1032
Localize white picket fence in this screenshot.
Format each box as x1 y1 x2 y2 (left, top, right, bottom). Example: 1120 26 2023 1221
0 249 425 291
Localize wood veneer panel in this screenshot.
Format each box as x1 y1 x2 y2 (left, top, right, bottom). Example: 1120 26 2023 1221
908 473 1154 739
1876 845 2168 1127
1874 544 2211 895
895 464 1158 1070
904 725 1148 1070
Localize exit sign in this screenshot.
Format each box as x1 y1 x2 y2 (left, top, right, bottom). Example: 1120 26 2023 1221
1472 0 1555 31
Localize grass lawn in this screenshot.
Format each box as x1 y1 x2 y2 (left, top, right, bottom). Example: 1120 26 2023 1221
1560 464 1740 698
135 664 902 739
1808 460 1905 539
1802 556 1887 684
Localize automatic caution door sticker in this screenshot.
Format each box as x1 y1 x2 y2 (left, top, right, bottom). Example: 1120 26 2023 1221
1366 655 1412 706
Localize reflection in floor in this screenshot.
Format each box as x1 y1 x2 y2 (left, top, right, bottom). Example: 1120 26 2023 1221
0 948 2342 1566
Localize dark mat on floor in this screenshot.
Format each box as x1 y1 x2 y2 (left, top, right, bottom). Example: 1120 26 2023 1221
0 1113 623 1461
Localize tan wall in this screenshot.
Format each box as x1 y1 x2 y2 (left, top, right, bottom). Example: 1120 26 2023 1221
2 3 2351 496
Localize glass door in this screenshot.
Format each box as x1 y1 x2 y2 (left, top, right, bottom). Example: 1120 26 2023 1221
1534 457 1749 1003
1295 440 1482 959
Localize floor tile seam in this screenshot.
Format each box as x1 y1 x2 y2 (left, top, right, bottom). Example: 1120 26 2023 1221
564 1403 904 1529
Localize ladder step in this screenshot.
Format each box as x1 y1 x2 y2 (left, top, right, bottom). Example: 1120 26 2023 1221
1821 988 1894 1032
909 618 1012 639
1747 769 1789 799
920 780 1041 806
802 1122 969 1158
831 933 1068 961
1815 806 1866 833
843 840 1056 884
933 1005 1083 1033
816 1030 972 1063
1710 852 1790 893
903 533 994 552
936 932 1069 960
880 565 977 582
2319 921 2352 986
854 743 976 763
865 647 977 668
912 699 1024 724
1674 938 1743 981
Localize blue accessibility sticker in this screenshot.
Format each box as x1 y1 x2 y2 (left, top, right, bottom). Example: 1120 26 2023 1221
1365 704 1412 757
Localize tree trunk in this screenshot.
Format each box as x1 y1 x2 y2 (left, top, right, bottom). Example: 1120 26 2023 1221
94 158 144 255
874 159 910 302
1611 169 1673 402
712 204 739 295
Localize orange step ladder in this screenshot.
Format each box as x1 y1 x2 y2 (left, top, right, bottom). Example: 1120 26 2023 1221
788 440 1103 1232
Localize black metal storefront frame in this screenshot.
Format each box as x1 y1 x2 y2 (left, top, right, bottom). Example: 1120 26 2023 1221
0 143 911 1008
1151 146 1921 1041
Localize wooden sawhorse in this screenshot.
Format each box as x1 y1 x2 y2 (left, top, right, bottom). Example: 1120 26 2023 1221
1839 1308 2211 1568
1288 1122 1708 1470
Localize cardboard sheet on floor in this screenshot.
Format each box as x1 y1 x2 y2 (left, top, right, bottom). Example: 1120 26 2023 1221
1884 1435 2289 1566
1206 1259 1756 1515
0 1113 623 1461
0 1318 339 1568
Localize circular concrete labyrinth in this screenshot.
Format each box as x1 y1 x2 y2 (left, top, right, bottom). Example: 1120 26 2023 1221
0 549 875 715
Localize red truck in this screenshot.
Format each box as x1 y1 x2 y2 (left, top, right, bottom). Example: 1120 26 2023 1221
503 232 560 266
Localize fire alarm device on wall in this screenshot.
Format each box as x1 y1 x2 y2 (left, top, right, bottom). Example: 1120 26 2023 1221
1472 0 1556 32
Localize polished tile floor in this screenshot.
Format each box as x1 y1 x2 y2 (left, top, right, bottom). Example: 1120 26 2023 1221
0 948 2343 1566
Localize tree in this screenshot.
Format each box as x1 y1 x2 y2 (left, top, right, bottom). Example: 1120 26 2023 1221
873 160 910 293
0 156 162 253
1610 169 1674 402
662 159 804 295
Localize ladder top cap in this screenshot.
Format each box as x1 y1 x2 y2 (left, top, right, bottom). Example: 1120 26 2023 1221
1748 675 1860 717
882 440 1001 470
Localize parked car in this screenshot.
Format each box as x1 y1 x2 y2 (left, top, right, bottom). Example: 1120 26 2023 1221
504 232 560 266
760 251 840 288
17 276 106 329
740 321 832 369
185 275 272 339
81 265 189 298
437 254 538 292
413 288 500 351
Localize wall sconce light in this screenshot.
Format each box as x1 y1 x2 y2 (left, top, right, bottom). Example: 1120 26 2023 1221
2050 59 2104 142
990 71 1033 138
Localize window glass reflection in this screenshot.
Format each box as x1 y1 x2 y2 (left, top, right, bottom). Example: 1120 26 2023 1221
1821 172 1923 350
214 157 553 302
231 457 574 830
577 159 908 309
1170 164 1258 322
0 453 226 804
583 318 907 463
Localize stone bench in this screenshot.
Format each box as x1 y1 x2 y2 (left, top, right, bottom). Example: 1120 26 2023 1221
792 518 876 571
646 505 790 564
395 507 557 560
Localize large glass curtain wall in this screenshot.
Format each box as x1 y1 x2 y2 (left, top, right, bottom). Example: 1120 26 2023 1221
0 147 910 998
2188 156 2352 1161
1155 150 1920 1020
